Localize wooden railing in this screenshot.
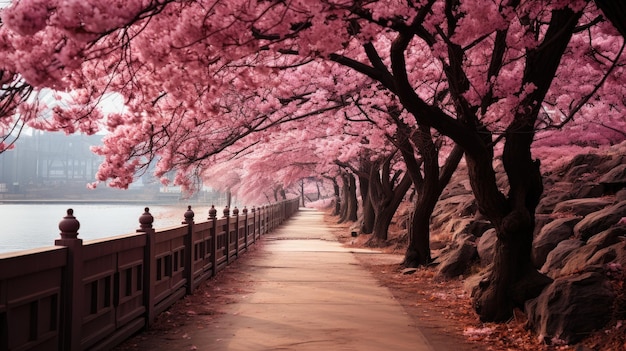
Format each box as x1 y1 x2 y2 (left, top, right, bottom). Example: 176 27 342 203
0 199 300 351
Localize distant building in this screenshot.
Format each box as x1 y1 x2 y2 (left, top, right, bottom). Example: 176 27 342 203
0 131 225 203
0 132 103 192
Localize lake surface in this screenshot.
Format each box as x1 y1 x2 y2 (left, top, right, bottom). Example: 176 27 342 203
0 203 217 254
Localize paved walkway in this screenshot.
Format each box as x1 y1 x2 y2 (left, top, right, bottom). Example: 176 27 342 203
143 208 435 351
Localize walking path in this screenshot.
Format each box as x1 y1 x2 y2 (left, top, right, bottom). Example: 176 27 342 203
124 208 436 351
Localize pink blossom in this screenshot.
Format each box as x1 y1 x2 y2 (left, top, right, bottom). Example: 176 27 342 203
0 0 622 197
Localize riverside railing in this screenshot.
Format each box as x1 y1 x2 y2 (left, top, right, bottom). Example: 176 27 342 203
0 198 300 351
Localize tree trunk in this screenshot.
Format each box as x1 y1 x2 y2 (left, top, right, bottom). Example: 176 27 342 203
358 164 375 234
361 193 375 234
368 166 412 245
300 180 305 207
316 181 321 201
345 173 358 222
324 176 342 216
369 204 395 243
404 144 464 267
332 178 341 216
470 7 581 322
335 0 581 323
403 199 432 266
339 172 358 223
338 174 349 222
595 0 626 38
469 144 551 322
273 186 287 202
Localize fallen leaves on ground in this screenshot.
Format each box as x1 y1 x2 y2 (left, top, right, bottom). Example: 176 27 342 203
118 211 625 351
328 213 626 351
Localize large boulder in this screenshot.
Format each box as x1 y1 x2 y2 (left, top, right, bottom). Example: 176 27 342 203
558 227 626 277
525 272 616 344
532 217 581 268
587 226 626 247
534 214 554 238
570 183 606 199
587 241 626 269
564 164 596 182
466 220 493 238
561 153 610 182
536 185 572 214
431 194 475 235
558 245 605 277
617 188 626 202
536 196 557 215
438 180 472 200
435 233 477 278
599 163 626 191
573 200 626 241
553 198 614 217
540 239 584 277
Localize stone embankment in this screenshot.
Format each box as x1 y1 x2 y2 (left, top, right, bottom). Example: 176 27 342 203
425 142 626 344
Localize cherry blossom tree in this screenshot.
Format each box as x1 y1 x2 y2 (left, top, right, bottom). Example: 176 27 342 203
201 118 334 205
198 86 417 245
0 71 32 151
308 1 623 322
1 0 625 324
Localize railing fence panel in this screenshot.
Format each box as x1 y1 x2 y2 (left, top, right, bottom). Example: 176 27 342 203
0 198 299 351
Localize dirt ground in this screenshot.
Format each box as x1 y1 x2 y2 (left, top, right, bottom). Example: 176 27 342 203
327 214 626 351
115 211 626 351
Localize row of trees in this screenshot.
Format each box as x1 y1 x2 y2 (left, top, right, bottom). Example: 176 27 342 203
1 0 625 324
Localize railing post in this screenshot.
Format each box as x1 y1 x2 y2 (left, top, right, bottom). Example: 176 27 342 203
266 205 270 234
183 206 194 295
243 207 249 249
282 200 286 223
208 205 217 277
251 206 257 242
233 206 240 257
138 207 156 326
55 209 83 351
223 206 230 264
259 205 264 235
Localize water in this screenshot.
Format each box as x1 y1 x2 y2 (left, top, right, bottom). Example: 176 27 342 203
0 203 217 254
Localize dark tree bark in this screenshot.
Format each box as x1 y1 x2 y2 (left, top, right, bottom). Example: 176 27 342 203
388 4 578 322
366 155 412 245
338 173 349 222
361 193 375 233
595 0 626 38
300 180 305 207
316 181 322 201
273 186 286 202
402 136 464 268
469 8 581 322
345 172 358 222
330 0 584 322
336 158 378 230
338 172 358 223
358 161 375 234
325 176 341 216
